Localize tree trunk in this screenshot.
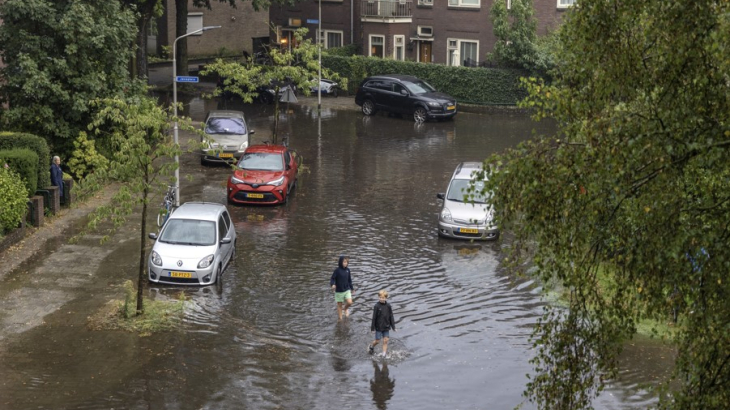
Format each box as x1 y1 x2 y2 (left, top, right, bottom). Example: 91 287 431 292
273 87 280 144
175 0 189 76
135 13 150 79
137 172 149 315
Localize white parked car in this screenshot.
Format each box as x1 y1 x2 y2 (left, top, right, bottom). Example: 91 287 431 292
148 202 236 286
310 79 338 97
437 162 499 240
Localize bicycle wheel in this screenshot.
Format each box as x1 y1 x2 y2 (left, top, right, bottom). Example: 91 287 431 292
157 206 170 228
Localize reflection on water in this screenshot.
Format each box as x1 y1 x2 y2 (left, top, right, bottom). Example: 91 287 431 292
0 101 671 410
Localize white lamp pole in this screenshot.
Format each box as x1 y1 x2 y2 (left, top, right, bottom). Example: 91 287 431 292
172 25 221 207
318 0 322 114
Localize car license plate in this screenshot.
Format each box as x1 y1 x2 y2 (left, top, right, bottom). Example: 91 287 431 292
459 228 479 234
247 193 264 199
217 153 234 158
170 271 192 278
447 105 456 111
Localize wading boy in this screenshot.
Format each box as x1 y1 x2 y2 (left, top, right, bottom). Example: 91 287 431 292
330 256 354 320
368 290 396 357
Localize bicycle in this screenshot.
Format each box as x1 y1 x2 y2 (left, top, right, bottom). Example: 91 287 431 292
157 185 176 228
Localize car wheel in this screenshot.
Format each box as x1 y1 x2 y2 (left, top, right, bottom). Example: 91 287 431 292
214 265 223 293
413 107 428 123
362 99 376 116
332 88 338 98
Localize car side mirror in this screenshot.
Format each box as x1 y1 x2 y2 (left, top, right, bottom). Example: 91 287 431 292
249 129 255 134
400 89 408 96
148 232 158 240
437 193 445 200
220 237 232 244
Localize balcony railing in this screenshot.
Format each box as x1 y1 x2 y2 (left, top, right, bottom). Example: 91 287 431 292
361 0 413 18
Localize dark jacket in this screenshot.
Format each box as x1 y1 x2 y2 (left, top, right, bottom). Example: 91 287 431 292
329 256 353 292
50 163 63 197
371 301 396 332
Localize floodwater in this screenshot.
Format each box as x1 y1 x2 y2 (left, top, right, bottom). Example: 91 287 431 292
0 97 674 409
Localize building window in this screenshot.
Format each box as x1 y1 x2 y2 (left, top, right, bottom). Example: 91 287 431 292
320 30 343 49
393 35 405 61
447 0 480 7
370 35 385 58
187 13 203 35
418 0 434 5
447 38 479 67
557 0 574 8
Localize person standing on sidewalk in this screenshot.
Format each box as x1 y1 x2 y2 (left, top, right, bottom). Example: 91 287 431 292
330 255 354 320
368 290 396 357
50 156 64 199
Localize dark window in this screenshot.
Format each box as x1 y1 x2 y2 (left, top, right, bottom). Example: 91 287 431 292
222 211 231 231
218 216 227 240
394 83 407 95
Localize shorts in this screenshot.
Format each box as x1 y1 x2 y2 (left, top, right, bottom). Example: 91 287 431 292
375 330 390 340
334 290 352 303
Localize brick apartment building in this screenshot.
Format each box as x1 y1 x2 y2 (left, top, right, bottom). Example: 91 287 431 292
269 0 572 66
156 0 270 59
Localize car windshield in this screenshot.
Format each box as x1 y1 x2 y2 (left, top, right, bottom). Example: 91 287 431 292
237 152 284 171
159 219 216 246
205 117 246 135
447 179 489 203
403 79 436 95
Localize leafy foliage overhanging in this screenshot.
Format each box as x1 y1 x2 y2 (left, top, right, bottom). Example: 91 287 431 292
476 1 730 409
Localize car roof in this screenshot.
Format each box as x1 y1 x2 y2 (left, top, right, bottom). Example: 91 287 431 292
169 202 226 221
245 144 287 154
365 74 421 83
206 110 245 119
452 162 483 180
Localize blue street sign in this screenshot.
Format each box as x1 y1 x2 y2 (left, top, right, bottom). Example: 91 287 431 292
306 19 319 24
175 76 199 83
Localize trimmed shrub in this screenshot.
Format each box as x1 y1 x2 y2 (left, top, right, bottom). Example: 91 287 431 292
0 166 28 233
0 132 51 189
0 149 40 196
66 132 109 180
322 55 529 105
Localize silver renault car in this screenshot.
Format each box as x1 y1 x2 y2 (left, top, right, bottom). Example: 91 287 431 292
200 110 254 165
148 202 236 286
437 162 499 240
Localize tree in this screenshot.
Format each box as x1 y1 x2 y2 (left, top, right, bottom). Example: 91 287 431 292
0 0 138 155
78 94 181 314
477 1 730 409
204 28 344 143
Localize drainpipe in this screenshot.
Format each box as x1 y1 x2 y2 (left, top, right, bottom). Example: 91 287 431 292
351 0 354 44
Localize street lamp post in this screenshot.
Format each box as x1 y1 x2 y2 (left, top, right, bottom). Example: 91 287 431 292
172 25 221 207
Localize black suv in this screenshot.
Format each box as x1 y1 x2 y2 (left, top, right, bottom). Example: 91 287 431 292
355 74 457 122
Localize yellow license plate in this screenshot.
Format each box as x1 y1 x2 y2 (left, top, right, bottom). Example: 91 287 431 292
459 228 479 234
447 105 456 110
170 271 192 278
247 193 264 198
217 153 234 158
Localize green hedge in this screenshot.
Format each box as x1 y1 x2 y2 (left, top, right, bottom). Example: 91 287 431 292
321 55 529 105
0 132 51 189
0 167 28 233
0 149 39 196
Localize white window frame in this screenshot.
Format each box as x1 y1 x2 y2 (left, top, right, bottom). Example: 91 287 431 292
321 30 344 49
418 0 434 5
393 35 405 61
557 0 575 8
447 0 480 8
446 38 479 67
369 35 385 58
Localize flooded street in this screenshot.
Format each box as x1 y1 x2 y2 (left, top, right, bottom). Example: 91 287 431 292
0 99 673 409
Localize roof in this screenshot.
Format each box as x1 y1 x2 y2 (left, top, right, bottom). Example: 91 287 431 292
453 162 483 179
365 74 421 83
170 202 226 221
206 110 245 119
245 144 287 154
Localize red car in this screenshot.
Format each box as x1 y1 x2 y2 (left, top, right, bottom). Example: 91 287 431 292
227 144 299 205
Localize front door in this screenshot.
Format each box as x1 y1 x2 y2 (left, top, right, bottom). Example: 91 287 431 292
419 42 432 63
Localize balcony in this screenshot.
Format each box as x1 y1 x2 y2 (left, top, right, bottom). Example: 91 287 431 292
361 0 413 22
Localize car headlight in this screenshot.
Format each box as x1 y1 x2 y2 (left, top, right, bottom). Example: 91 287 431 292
427 101 441 107
239 141 248 151
230 175 244 184
267 176 285 186
198 255 215 269
151 251 162 266
440 208 452 222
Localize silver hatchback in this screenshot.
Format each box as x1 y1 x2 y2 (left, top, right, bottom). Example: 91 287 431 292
437 162 499 240
148 202 236 286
